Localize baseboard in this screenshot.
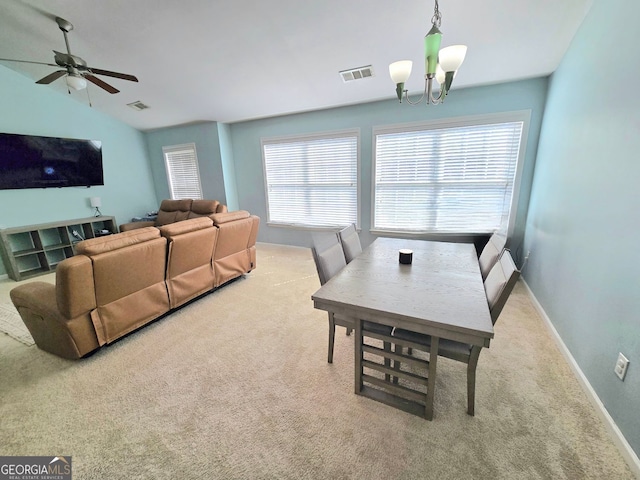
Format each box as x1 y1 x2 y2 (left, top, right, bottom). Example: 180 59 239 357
522 280 640 478
0 273 8 281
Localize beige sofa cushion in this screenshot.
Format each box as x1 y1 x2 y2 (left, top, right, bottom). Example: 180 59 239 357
158 217 212 237
159 217 217 308
75 228 170 345
55 255 96 319
212 214 259 287
90 236 170 345
76 227 160 256
188 200 227 218
156 199 193 225
211 210 250 225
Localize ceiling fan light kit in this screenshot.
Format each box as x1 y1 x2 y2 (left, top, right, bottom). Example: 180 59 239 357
0 16 138 97
66 73 87 90
389 0 467 105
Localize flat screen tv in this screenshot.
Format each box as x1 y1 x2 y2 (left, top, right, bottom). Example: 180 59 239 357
0 132 103 190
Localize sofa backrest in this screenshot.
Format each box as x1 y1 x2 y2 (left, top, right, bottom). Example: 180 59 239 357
56 255 97 320
188 199 228 219
210 211 260 286
75 227 171 345
158 217 218 308
156 199 193 226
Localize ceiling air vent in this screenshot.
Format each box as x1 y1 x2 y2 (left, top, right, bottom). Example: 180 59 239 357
339 65 374 83
127 101 150 111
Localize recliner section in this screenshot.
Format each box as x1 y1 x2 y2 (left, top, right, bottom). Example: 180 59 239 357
159 217 217 309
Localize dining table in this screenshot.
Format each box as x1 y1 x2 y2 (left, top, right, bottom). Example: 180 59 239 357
311 237 493 420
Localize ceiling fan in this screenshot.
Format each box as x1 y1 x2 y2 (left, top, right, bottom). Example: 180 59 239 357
0 16 138 94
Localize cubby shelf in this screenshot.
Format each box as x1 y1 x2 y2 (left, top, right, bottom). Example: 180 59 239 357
0 216 116 281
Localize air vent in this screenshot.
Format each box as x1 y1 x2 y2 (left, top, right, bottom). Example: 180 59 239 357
127 101 150 111
339 65 374 83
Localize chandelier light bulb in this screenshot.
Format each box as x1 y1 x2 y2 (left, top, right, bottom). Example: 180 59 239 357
438 45 467 73
389 61 413 84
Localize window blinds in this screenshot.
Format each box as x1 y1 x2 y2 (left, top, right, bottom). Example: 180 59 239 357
162 143 203 200
263 132 358 227
374 121 523 234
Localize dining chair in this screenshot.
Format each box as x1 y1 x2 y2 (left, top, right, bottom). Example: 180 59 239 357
338 223 362 263
478 232 507 280
392 249 520 416
311 232 392 364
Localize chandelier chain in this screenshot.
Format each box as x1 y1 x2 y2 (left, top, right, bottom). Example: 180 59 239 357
431 0 442 27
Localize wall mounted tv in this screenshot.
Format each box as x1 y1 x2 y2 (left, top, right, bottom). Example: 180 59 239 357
0 132 103 190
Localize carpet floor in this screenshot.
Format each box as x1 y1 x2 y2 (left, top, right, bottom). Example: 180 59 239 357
0 242 634 479
0 301 34 346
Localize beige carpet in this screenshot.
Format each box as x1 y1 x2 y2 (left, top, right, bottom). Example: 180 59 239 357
0 301 34 346
0 243 635 479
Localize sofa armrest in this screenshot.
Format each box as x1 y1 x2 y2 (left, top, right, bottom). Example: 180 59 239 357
11 281 61 319
120 220 155 232
10 280 99 359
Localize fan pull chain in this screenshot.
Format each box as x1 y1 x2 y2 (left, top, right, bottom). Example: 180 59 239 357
86 84 93 107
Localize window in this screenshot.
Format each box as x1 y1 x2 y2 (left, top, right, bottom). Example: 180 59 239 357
162 143 203 200
373 112 528 235
262 130 359 228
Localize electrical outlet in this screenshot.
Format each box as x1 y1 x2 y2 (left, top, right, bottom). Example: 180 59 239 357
614 352 629 381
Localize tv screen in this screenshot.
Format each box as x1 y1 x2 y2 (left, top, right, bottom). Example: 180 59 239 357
0 132 103 190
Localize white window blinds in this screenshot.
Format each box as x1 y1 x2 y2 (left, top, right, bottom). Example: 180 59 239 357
374 119 524 234
262 131 358 227
162 143 203 200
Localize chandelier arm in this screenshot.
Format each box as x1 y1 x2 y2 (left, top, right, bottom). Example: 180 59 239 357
402 79 429 105
428 85 446 105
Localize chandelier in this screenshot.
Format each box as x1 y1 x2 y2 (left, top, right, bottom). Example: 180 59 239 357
389 0 467 105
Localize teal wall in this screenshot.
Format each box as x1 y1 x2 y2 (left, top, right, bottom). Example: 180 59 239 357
523 0 639 455
145 122 227 206
229 77 548 254
0 65 157 276
217 122 239 211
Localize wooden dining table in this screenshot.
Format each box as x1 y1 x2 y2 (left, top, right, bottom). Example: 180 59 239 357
311 237 493 420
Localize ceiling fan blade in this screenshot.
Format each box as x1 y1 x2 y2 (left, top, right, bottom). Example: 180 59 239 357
87 68 138 82
0 58 58 67
85 74 119 94
35 70 67 84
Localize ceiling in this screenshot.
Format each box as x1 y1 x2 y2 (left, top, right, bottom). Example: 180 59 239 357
0 0 592 132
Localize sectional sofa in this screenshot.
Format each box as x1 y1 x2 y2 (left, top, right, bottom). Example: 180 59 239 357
119 198 229 231
10 204 259 359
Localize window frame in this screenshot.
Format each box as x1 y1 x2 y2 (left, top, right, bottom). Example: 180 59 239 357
162 143 204 200
371 111 530 238
261 128 361 230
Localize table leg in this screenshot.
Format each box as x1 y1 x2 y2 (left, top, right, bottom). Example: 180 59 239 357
425 336 439 420
354 318 363 394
